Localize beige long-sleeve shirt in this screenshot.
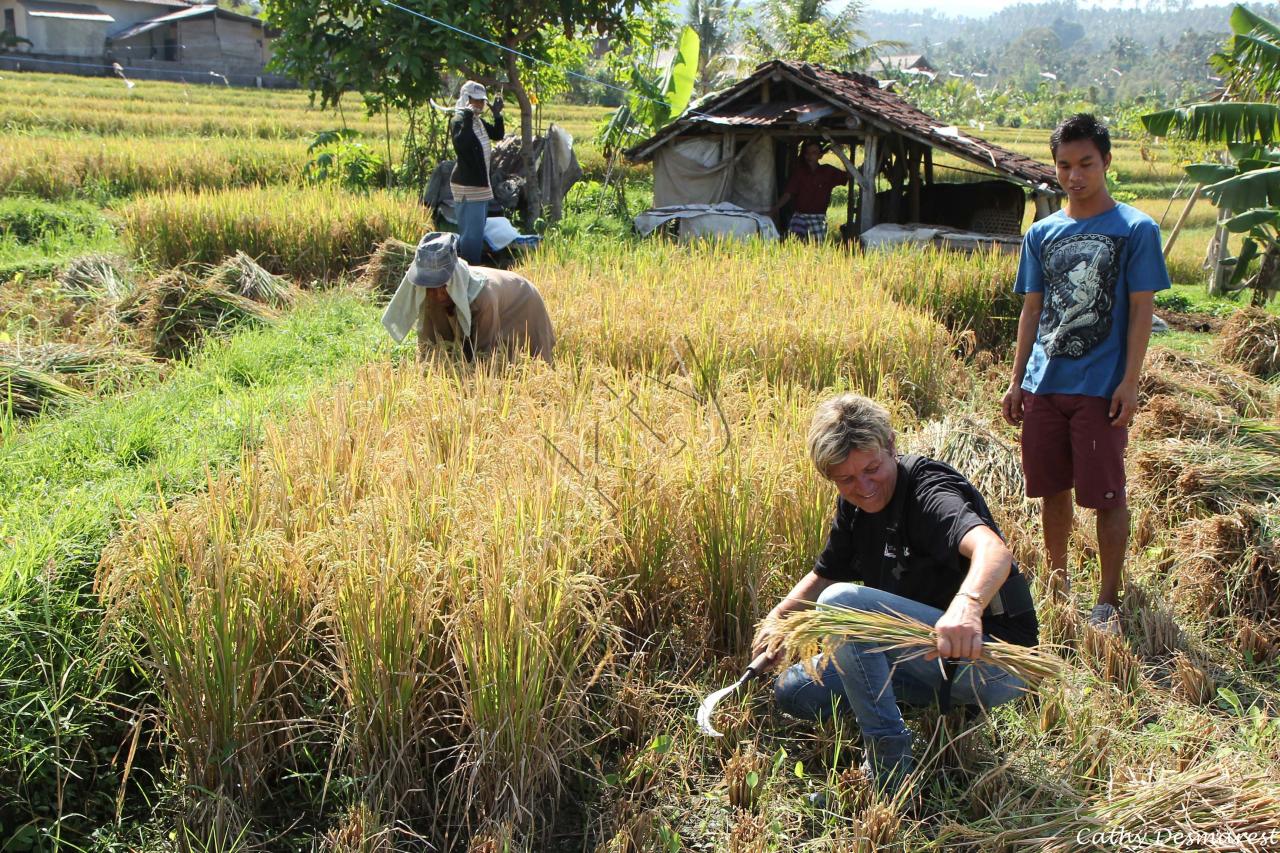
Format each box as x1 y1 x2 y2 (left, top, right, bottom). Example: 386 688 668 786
417 267 554 364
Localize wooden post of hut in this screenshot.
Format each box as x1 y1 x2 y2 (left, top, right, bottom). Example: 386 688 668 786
859 134 880 234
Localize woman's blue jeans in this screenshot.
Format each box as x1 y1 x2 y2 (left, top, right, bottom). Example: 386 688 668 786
456 198 488 264
774 583 1029 780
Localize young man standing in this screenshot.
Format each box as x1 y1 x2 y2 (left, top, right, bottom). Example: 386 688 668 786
1001 113 1170 634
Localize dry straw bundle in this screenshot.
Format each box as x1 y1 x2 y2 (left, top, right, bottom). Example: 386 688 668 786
1133 394 1280 454
1141 348 1276 418
0 341 154 393
947 763 1280 851
357 237 416 295
1220 307 1280 379
115 271 276 359
760 605 1065 687
1132 441 1280 515
0 358 85 419
204 250 296 308
1172 507 1280 626
56 253 134 303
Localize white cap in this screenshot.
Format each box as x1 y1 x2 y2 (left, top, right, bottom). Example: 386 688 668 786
460 80 487 102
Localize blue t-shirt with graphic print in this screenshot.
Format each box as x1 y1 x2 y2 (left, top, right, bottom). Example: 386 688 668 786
1014 202 1171 399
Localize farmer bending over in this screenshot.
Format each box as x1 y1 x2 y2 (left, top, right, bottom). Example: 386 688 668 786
381 232 555 365
769 139 852 242
752 394 1038 790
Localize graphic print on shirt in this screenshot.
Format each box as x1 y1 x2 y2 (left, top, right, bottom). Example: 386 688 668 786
1036 233 1124 359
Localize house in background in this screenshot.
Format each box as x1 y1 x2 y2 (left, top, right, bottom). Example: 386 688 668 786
867 53 937 78
0 0 288 86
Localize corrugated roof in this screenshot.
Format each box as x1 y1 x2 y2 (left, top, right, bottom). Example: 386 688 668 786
110 3 262 40
628 60 1062 193
20 0 114 21
698 99 834 127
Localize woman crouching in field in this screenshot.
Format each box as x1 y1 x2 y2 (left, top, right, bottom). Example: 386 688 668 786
381 231 555 365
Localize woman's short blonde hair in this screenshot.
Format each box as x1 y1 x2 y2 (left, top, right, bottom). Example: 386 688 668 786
807 393 895 477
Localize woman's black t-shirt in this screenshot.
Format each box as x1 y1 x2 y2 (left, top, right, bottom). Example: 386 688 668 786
813 456 1039 647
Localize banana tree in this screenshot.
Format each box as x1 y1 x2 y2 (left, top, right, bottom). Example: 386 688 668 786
596 25 699 212
1142 5 1280 303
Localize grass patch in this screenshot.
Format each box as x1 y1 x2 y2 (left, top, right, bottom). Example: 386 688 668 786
0 290 395 837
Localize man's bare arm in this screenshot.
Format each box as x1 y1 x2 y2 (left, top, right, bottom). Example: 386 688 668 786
1109 290 1154 427
1002 291 1043 425
929 526 1013 661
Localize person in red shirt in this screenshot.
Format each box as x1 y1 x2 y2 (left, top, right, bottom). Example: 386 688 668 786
771 140 851 242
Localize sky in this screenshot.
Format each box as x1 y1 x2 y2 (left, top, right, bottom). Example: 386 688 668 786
862 0 1242 17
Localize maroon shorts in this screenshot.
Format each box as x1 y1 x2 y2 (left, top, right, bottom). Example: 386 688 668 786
1021 392 1128 509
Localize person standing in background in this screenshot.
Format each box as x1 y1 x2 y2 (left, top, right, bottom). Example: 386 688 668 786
449 80 504 264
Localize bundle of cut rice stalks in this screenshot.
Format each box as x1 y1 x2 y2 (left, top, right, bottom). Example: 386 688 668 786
356 238 415 295
0 358 85 419
1132 441 1280 515
1134 394 1280 454
0 341 156 392
1141 348 1276 419
908 414 1029 512
943 763 1280 852
115 271 276 360
57 253 134 303
1172 505 1280 626
205 251 296 308
1220 307 1280 379
761 605 1064 687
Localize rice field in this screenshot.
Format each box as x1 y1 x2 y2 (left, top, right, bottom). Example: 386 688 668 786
3 66 1280 852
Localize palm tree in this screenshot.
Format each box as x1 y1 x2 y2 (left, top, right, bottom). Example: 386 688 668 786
1143 5 1280 302
687 0 747 93
745 0 902 73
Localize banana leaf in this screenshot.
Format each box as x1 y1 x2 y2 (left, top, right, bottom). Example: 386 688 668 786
1142 103 1280 144
1204 166 1280 209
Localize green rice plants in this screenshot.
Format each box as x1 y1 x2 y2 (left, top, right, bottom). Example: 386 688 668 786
120 187 432 281
1219 307 1280 378
205 251 296 307
0 197 106 244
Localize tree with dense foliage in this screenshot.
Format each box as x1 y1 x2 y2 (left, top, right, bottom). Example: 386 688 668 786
1144 5 1280 302
264 0 654 219
745 0 899 71
687 0 747 93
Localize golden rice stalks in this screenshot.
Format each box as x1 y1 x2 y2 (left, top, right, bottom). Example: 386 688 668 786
0 358 85 419
948 764 1280 851
1220 307 1280 379
0 341 156 392
761 605 1065 687
1171 652 1215 705
356 237 415 295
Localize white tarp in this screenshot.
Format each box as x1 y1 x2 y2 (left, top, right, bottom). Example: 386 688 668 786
634 203 779 242
861 222 1020 253
727 135 774 213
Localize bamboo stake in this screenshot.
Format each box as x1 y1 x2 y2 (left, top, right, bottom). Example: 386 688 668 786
1163 183 1203 261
